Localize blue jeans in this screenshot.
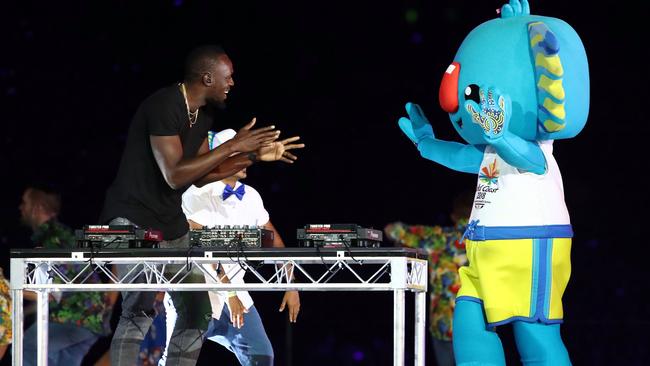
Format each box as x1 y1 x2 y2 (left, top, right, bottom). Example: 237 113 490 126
23 322 98 366
206 305 274 366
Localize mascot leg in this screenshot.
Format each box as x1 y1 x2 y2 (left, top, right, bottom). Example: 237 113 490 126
512 321 571 365
453 299 506 366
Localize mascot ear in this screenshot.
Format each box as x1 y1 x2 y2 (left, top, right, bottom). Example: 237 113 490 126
501 0 530 18
529 21 567 134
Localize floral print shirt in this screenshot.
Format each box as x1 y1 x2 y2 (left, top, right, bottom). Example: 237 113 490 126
0 268 12 345
385 219 468 341
31 220 113 335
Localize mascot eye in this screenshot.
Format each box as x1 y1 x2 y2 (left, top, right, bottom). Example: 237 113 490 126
464 84 481 104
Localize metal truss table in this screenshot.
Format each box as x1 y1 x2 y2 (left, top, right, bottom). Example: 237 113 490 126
10 247 427 366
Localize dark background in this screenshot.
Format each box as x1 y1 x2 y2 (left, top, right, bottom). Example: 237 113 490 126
1 0 647 365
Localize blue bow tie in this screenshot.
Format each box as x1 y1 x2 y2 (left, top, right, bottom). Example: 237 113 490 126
222 184 245 201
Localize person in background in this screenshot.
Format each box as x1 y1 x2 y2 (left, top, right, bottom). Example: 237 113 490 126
19 185 114 366
0 267 11 361
161 129 300 366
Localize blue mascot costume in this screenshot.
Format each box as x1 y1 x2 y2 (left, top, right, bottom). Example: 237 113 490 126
398 0 589 364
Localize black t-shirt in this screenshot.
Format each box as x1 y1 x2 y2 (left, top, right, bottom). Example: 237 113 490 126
100 85 213 240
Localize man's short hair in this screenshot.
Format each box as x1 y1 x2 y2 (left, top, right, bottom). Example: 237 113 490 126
27 185 62 216
184 45 227 82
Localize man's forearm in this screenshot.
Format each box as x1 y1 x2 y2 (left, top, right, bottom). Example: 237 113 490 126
167 142 239 188
152 136 245 189
263 221 286 248
23 290 37 301
194 154 254 187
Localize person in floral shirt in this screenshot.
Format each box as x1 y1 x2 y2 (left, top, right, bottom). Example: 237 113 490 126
0 267 12 361
384 191 473 366
19 186 114 366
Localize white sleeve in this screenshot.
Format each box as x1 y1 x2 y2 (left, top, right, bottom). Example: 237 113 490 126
181 185 213 226
246 186 270 225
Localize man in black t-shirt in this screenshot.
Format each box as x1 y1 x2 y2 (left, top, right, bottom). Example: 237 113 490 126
99 45 304 366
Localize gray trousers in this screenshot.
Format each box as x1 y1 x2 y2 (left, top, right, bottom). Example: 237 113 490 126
108 218 212 366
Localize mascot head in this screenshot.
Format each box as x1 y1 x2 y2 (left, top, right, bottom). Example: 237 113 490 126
438 0 589 144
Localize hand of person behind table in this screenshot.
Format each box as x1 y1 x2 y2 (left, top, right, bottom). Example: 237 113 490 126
257 136 305 163
279 290 300 323
227 295 249 329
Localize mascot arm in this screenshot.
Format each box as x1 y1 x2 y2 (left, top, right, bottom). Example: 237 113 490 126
465 86 546 174
488 132 547 174
417 138 484 174
399 102 483 174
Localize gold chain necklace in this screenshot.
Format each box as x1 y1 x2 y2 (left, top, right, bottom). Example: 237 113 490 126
180 83 199 128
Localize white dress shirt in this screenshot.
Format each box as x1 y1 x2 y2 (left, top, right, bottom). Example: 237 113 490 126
182 180 270 319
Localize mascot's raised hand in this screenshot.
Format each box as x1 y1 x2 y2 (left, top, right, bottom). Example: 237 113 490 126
398 102 434 145
464 86 511 142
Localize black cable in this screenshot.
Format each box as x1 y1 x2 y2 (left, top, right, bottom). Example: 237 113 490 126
214 261 222 282
77 231 127 283
341 239 362 264
96 236 127 279
226 233 247 273
85 240 97 270
185 243 200 273
315 244 335 274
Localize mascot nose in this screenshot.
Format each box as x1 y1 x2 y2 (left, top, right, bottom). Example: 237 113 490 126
439 62 460 113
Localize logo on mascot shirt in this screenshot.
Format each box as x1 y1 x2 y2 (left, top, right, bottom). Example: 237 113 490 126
475 159 499 209
479 159 499 186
